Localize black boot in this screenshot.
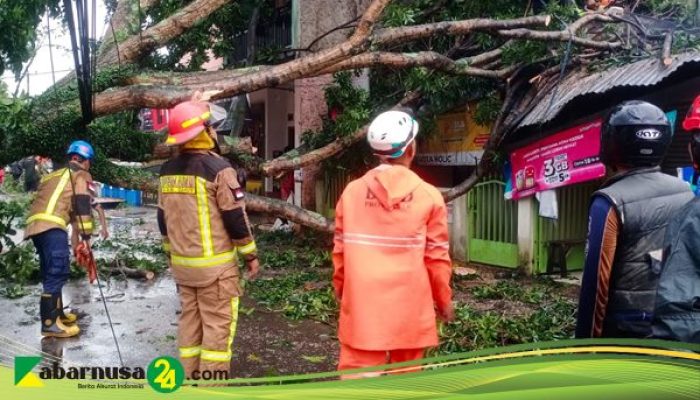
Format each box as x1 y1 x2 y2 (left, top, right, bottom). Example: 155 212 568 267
40 293 80 338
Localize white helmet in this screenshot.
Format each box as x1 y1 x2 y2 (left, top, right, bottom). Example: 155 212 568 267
367 110 419 158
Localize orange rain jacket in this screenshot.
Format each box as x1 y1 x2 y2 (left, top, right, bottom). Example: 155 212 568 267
333 164 453 350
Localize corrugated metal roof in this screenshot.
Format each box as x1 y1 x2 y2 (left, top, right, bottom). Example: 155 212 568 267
517 51 700 129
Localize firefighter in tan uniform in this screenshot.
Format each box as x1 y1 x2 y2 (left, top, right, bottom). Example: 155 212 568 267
24 141 95 338
158 101 260 378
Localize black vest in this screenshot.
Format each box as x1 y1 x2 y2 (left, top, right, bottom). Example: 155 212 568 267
594 167 693 337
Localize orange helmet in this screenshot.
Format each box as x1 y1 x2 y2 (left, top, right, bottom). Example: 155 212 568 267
165 101 212 146
683 95 700 132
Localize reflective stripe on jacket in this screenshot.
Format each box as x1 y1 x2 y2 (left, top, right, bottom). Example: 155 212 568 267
158 150 256 287
24 163 94 239
333 164 452 350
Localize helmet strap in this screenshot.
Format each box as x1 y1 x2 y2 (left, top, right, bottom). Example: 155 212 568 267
182 129 216 150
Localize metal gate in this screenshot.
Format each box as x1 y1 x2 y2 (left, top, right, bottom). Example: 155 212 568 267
534 180 600 274
467 180 519 268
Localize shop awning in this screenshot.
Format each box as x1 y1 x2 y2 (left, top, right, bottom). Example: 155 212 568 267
516 51 700 130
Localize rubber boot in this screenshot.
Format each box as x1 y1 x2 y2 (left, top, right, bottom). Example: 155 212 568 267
57 291 78 325
40 293 80 338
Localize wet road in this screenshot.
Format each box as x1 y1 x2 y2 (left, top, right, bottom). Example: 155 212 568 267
0 275 179 369
0 204 180 369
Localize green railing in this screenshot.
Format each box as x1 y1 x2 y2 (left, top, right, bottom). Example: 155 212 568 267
467 180 519 268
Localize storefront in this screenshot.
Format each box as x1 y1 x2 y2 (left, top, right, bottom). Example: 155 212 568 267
413 103 490 261
467 52 699 274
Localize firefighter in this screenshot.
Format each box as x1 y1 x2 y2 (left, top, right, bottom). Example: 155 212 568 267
333 110 454 376
576 100 694 339
158 101 259 378
652 95 700 343
24 141 96 338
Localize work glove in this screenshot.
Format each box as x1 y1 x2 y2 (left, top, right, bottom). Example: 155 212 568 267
74 241 98 284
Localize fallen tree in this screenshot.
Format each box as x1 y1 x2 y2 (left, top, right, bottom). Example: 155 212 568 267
8 0 695 231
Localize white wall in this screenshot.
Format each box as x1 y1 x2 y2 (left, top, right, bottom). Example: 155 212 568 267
448 194 468 262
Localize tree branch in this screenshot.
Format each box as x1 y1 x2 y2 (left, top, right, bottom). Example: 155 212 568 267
465 40 513 67
93 10 621 116
371 15 552 46
98 0 230 67
496 28 622 49
567 12 614 34
124 66 270 86
314 51 517 78
95 0 392 113
443 69 562 202
261 91 422 177
662 31 673 66
442 83 519 202
245 194 333 233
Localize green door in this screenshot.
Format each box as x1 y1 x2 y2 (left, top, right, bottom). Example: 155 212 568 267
467 181 519 268
534 181 600 274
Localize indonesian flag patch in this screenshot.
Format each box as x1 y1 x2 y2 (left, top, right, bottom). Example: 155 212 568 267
233 188 245 200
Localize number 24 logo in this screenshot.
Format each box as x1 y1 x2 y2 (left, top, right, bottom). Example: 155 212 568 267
147 356 184 393
155 359 177 389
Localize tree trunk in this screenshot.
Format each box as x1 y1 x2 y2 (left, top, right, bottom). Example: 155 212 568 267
245 193 333 233
151 136 256 160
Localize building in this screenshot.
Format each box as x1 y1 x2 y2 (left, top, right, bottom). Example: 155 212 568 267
140 0 373 207
463 51 700 274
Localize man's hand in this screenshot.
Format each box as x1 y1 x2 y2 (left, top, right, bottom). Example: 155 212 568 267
245 258 260 281
100 227 109 239
437 302 455 323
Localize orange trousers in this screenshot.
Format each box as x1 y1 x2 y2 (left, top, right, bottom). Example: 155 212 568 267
338 343 424 378
177 275 240 379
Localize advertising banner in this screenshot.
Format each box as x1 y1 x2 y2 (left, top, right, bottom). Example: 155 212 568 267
416 104 490 166
510 120 606 200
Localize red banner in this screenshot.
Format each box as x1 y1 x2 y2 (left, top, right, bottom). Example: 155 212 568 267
510 120 606 199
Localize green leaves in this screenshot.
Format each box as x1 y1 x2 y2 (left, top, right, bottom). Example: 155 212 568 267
0 243 40 297
301 72 372 165
0 198 28 250
0 0 61 77
436 279 576 354
501 40 549 66
473 93 503 126
383 4 418 27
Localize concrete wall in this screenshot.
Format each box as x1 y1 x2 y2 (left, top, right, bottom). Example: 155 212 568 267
293 0 372 208
297 0 373 50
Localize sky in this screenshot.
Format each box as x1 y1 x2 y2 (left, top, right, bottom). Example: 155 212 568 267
1 1 108 97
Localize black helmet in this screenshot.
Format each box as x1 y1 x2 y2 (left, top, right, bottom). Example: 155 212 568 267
601 100 672 167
